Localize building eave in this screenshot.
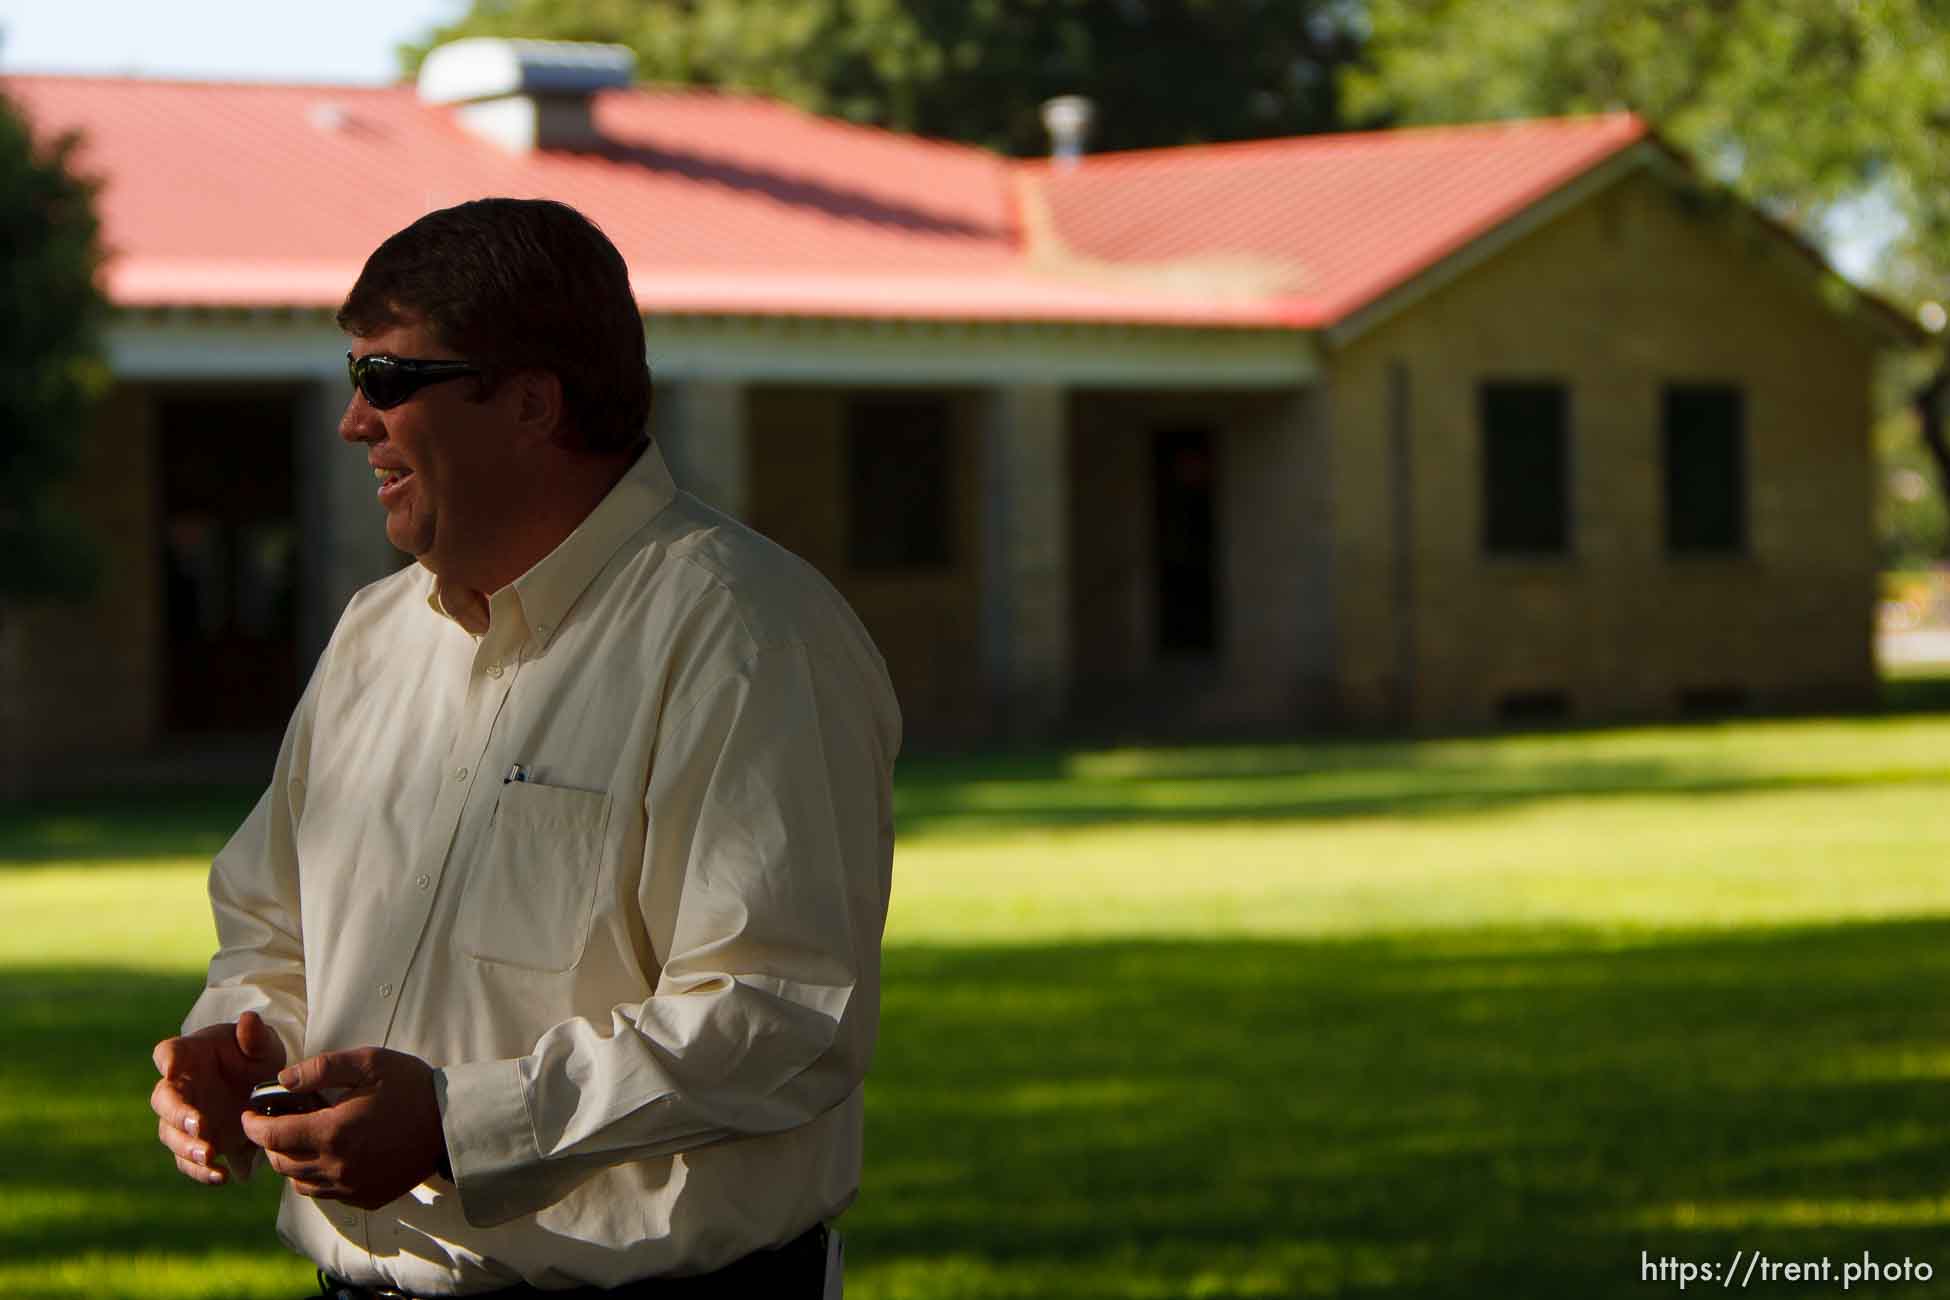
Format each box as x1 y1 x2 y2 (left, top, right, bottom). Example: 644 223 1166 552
106 306 1323 390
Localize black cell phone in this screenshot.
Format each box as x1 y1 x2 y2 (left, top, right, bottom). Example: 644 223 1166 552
247 1082 326 1117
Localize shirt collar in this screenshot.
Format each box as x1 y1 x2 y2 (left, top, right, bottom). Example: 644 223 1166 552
424 442 678 650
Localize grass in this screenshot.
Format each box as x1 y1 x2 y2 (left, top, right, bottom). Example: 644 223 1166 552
5 702 1950 1297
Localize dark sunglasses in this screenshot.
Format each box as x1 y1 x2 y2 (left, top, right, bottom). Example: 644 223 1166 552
346 351 483 410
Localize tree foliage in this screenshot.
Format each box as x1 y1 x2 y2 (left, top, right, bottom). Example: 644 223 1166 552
0 86 108 613
1345 0 1950 296
400 0 1364 156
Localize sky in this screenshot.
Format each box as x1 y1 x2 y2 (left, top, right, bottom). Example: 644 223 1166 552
0 0 469 84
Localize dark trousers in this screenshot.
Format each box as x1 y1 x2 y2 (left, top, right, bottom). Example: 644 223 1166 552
314 1223 830 1299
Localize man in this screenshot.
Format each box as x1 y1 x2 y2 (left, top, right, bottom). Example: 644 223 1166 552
148 198 901 1297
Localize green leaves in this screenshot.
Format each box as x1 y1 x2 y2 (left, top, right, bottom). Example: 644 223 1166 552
0 89 108 610
398 0 1364 155
1351 0 1950 295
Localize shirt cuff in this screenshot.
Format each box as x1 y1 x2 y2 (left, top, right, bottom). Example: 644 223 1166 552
433 1059 541 1229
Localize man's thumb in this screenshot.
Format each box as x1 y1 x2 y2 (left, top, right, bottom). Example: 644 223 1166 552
279 1051 366 1093
235 1010 282 1063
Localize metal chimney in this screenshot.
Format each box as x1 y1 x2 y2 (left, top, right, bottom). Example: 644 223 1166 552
1040 95 1095 170
418 38 636 154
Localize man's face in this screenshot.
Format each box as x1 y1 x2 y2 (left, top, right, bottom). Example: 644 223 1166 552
339 317 516 580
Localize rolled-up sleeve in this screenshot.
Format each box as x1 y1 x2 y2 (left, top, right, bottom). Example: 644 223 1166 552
440 636 895 1227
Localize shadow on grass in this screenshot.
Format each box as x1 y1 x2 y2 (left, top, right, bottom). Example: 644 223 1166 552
891 748 1950 838
0 788 261 865
8 922 1950 1297
878 673 1950 836
1880 672 1950 714
855 922 1950 1297
9 685 1950 857
0 968 294 1278
17 758 1944 858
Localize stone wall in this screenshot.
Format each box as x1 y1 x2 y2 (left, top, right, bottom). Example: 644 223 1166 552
1329 169 1880 728
744 385 989 741
1067 389 1330 735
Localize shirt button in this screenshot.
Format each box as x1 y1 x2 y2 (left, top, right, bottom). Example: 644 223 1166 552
454 767 468 782
379 982 394 999
485 662 503 678
415 873 431 890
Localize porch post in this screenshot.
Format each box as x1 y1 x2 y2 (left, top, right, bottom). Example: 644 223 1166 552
653 379 749 520
979 383 1071 736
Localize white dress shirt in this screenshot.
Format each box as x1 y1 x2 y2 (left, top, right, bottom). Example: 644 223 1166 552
183 443 901 1293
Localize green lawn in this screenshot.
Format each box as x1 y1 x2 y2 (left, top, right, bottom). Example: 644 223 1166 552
5 708 1950 1297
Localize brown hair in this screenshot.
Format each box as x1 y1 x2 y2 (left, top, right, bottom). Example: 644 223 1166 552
338 198 652 453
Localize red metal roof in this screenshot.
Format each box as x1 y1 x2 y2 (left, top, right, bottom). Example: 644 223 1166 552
4 74 1655 329
1027 113 1651 327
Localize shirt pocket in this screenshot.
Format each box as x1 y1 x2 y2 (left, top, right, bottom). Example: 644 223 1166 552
460 780 614 973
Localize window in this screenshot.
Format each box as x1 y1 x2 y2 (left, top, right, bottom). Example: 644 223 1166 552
1664 386 1746 555
846 396 954 571
1481 383 1570 555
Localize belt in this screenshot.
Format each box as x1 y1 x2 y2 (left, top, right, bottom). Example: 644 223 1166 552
315 1222 829 1299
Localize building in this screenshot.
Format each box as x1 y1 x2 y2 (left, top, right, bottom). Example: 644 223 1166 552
0 40 1922 790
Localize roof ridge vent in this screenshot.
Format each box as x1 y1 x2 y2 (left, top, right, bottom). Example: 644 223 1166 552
1041 95 1095 170
418 37 636 154
308 101 350 132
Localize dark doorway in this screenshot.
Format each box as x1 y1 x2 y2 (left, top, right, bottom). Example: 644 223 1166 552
158 392 301 733
1152 427 1219 655
846 395 955 572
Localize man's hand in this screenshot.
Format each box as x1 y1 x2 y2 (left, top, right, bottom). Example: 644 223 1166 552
151 1010 287 1186
241 1047 448 1211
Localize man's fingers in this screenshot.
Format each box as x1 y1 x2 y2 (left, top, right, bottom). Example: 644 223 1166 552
153 1022 233 1077
170 1148 229 1186
241 1108 321 1158
156 1115 244 1183
279 1049 368 1093
262 1147 328 1186
149 1077 202 1139
173 1154 225 1185
152 1029 203 1075
148 1075 175 1120
156 1116 214 1166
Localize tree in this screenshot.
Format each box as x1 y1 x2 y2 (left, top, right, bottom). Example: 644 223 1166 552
399 0 1365 156
1346 0 1950 283
0 83 108 623
1347 0 1950 556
